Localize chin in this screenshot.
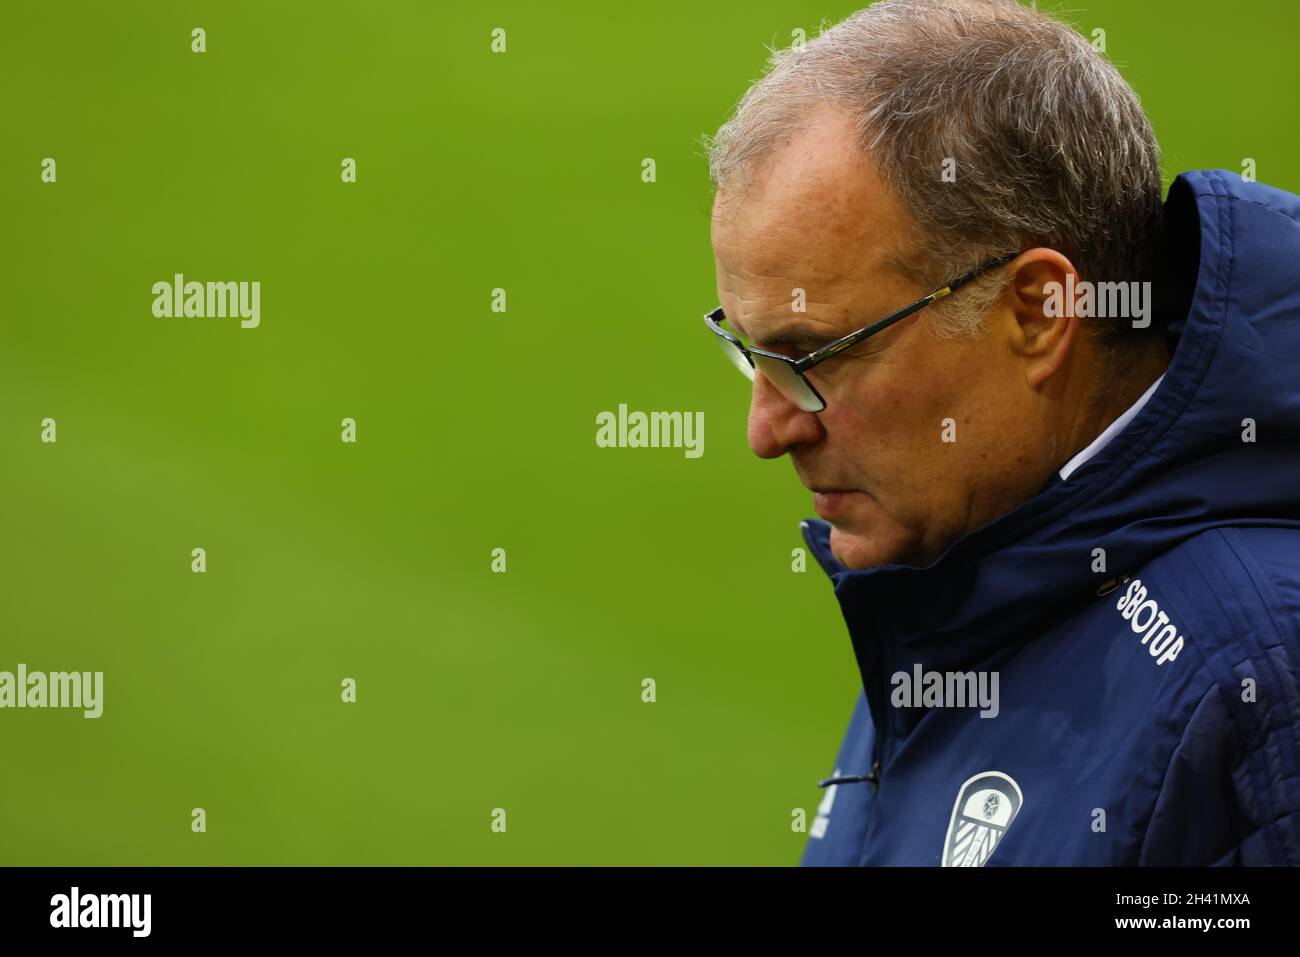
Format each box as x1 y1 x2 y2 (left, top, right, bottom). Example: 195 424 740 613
828 525 898 570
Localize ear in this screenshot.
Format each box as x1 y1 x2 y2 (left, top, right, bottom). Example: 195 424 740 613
996 248 1081 390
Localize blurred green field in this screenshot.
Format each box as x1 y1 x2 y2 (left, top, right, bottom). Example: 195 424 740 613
2 0 1298 864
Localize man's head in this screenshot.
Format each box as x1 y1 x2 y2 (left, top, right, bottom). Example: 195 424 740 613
705 0 1171 570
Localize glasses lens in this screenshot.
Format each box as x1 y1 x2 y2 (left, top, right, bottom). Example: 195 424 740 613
715 335 755 381
750 353 825 412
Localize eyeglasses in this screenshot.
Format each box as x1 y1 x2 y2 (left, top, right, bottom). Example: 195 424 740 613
704 253 1018 412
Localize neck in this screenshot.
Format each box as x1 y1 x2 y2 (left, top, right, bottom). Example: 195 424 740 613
1057 336 1171 474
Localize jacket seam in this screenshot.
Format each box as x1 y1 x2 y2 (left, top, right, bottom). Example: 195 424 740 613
1138 681 1236 864
1192 190 1300 227
1134 529 1277 864
1179 530 1295 865
1218 528 1300 864
1207 808 1300 865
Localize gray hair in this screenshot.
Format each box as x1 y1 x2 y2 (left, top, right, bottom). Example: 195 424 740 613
703 0 1164 358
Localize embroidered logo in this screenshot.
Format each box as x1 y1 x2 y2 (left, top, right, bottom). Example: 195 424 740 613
942 771 1024 867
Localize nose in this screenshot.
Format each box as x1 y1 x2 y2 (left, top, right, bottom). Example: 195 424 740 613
747 369 824 458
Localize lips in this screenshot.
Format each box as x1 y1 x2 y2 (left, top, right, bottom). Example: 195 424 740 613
811 488 859 518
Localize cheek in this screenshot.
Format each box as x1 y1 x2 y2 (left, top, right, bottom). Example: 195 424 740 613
898 344 986 448
837 365 942 450
831 357 980 503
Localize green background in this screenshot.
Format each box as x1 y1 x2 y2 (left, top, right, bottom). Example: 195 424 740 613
1 1 1296 865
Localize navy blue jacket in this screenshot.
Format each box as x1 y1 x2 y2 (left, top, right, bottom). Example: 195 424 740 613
800 170 1300 866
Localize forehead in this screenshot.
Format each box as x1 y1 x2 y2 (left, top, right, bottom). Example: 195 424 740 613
711 110 916 286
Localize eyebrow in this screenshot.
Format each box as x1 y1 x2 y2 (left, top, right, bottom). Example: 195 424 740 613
740 322 838 351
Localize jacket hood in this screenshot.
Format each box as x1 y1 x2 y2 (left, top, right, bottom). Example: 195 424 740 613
802 169 1300 707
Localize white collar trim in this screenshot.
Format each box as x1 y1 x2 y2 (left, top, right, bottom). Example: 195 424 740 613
1058 372 1165 482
